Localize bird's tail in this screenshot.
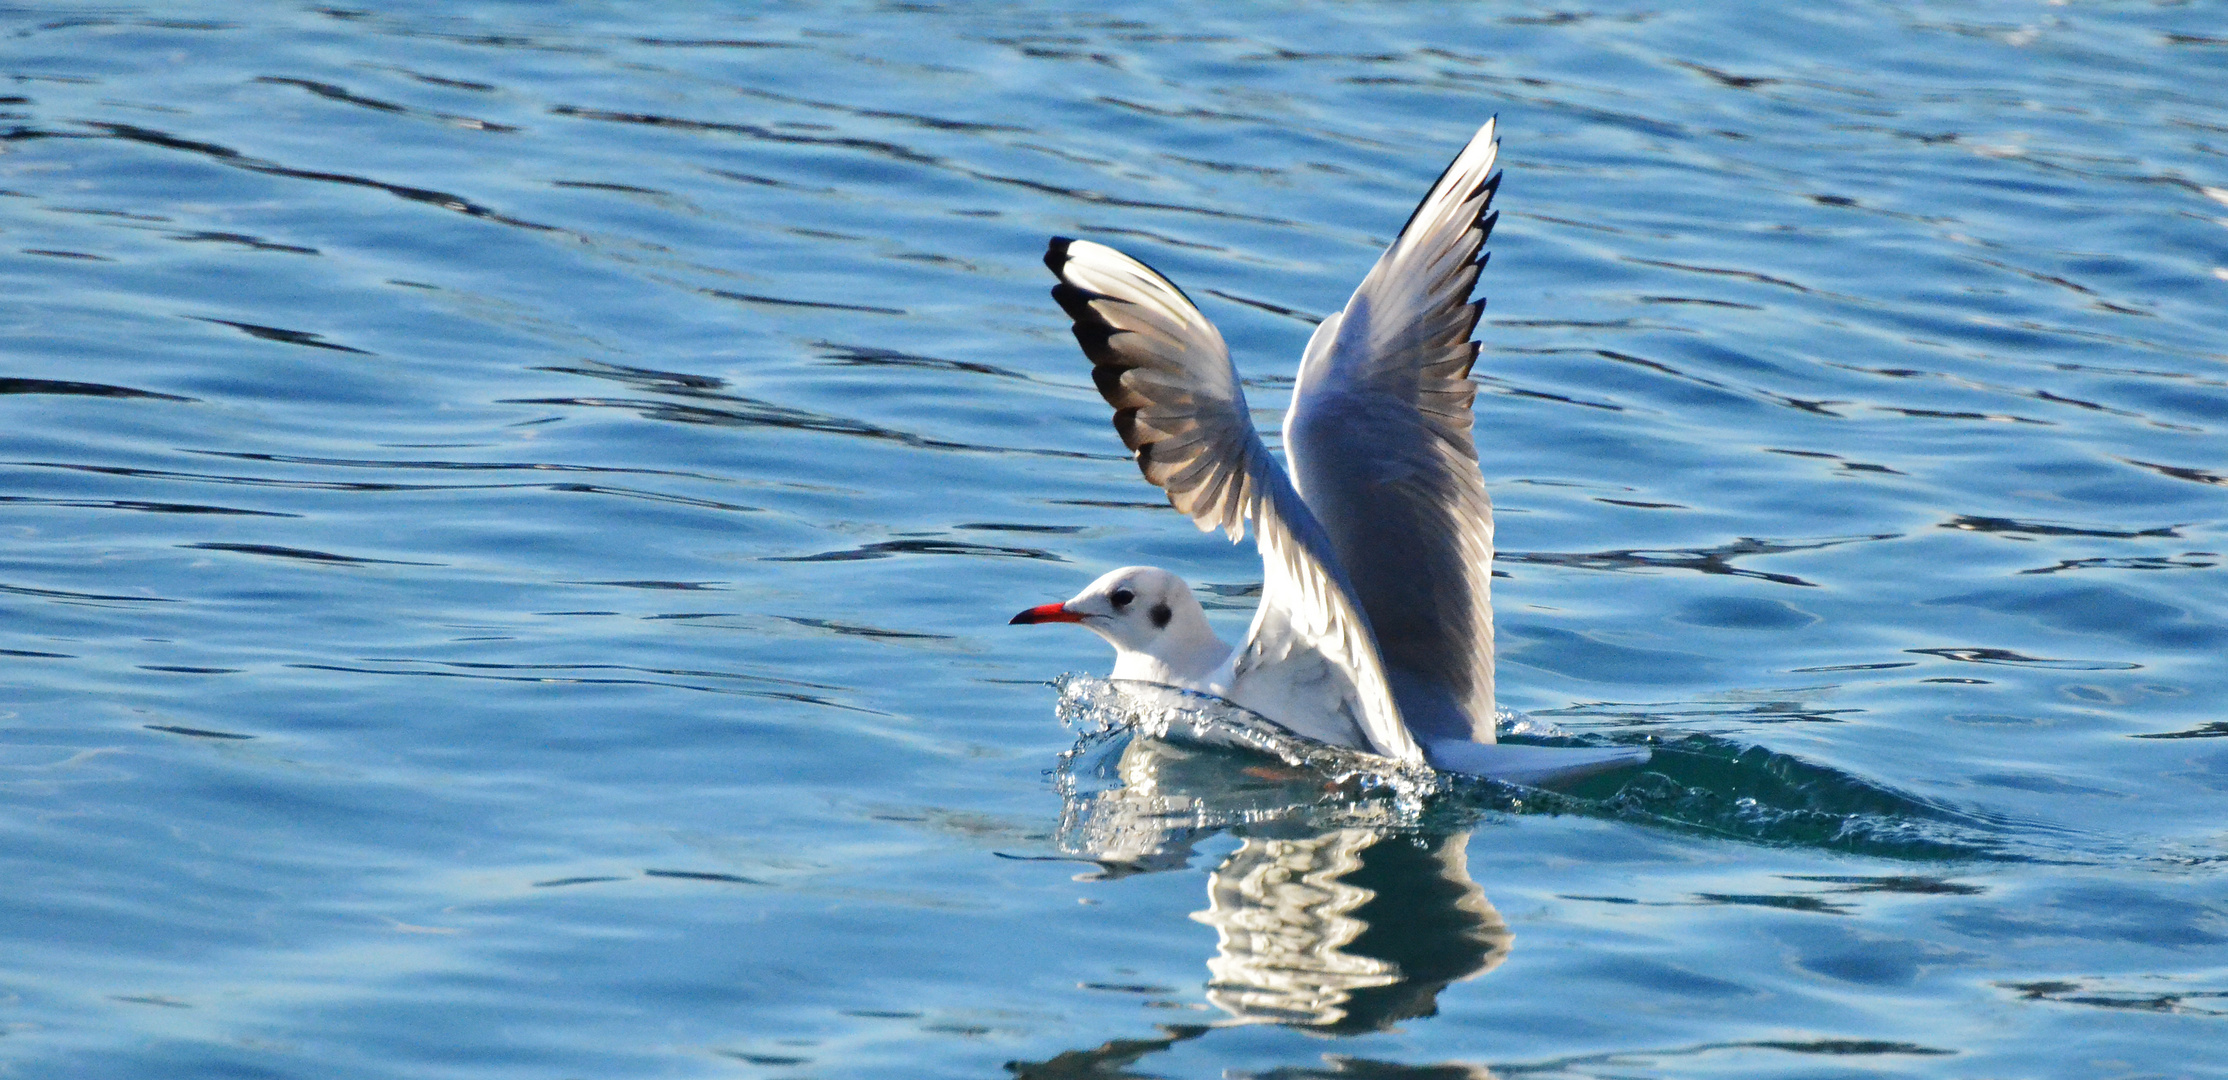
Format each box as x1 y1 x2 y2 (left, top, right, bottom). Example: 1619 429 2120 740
1423 739 1650 787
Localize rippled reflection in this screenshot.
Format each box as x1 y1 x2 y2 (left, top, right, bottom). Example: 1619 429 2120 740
1056 736 1509 1033
1198 827 1508 1032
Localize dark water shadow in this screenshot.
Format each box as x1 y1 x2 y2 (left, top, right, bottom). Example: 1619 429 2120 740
1519 733 2029 862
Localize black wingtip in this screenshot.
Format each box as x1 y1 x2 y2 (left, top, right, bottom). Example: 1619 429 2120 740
1392 121 1503 244
1044 236 1075 274
1050 281 1110 322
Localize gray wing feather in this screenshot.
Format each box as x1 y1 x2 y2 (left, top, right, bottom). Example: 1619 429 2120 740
1046 238 1422 764
1283 119 1502 743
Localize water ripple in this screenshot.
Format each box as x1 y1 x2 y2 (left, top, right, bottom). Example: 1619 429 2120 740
79 121 559 231
3 3 2224 1075
1503 534 1898 587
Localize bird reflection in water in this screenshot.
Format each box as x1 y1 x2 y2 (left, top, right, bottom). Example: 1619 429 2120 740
1052 735 1510 1034
1198 826 1507 1033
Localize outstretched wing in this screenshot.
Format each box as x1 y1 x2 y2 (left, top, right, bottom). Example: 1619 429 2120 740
1284 119 1502 743
1046 238 1422 764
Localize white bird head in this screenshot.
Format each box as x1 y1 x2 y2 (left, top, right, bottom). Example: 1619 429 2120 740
1009 565 1230 685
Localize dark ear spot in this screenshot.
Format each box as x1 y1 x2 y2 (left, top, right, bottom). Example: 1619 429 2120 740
1150 602 1172 629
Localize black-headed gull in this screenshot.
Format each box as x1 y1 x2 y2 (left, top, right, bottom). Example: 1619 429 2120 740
1013 119 1648 787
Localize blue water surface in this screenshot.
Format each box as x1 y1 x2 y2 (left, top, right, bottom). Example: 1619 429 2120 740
2 2 2225 1077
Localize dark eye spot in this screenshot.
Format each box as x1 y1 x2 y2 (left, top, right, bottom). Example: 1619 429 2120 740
1150 603 1172 629
1109 588 1134 608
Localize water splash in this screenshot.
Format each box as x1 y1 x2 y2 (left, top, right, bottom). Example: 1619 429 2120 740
1054 675 1443 797
1049 675 2025 863
1049 676 1447 871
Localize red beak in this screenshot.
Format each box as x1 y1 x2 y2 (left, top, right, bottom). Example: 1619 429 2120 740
1009 602 1085 625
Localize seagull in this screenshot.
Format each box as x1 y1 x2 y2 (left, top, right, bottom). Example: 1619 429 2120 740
1011 119 1649 787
